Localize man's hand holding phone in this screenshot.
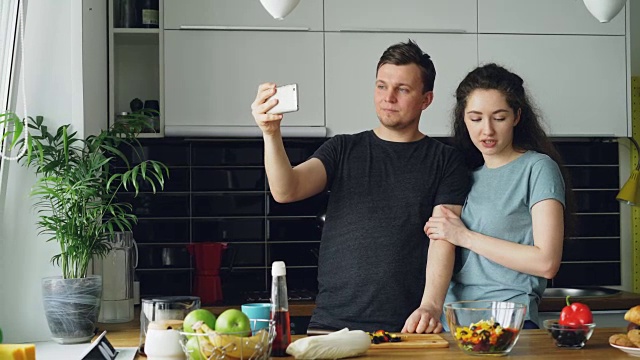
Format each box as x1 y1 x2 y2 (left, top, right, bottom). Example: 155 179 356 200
251 83 298 137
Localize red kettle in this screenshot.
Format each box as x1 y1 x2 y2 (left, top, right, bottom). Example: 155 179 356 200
186 242 227 304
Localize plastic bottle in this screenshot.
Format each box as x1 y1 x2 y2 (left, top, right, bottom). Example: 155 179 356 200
270 261 291 357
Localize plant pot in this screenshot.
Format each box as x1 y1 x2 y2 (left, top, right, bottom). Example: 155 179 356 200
41 275 102 344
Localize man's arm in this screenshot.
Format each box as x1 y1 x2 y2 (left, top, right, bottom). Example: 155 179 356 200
402 204 461 333
252 83 328 203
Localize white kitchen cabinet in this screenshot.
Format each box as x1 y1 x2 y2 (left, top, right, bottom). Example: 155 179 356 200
324 0 477 33
325 33 478 136
164 0 323 31
164 31 324 130
109 0 164 137
478 34 628 137
478 0 626 35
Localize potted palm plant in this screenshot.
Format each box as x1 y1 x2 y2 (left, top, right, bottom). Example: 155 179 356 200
0 112 169 344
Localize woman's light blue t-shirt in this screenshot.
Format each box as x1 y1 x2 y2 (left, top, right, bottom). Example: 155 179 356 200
444 151 565 327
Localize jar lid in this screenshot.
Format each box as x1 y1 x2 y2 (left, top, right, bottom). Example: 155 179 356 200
272 261 286 276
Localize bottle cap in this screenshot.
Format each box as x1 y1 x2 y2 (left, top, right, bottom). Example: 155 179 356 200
272 261 286 276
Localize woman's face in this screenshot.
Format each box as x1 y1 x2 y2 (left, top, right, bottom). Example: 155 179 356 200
464 89 520 164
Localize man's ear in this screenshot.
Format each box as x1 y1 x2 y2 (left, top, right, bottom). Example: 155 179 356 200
422 91 434 110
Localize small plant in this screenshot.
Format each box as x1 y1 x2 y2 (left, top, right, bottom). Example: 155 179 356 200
0 112 168 279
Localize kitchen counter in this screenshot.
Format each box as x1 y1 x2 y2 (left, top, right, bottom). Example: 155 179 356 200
100 321 635 359
205 288 640 317
538 289 640 312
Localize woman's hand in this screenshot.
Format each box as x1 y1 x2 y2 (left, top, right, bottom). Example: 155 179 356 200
424 206 471 247
401 305 443 334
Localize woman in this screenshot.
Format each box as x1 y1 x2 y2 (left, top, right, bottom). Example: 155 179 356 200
425 63 573 329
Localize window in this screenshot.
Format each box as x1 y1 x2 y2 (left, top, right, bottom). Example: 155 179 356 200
0 0 20 176
0 0 18 113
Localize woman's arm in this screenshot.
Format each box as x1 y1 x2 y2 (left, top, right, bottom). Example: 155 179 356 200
425 199 564 279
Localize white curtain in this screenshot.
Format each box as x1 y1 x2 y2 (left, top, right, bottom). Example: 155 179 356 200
0 0 19 112
0 0 19 183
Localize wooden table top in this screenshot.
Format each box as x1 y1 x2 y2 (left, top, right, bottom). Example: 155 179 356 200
204 288 640 317
101 322 637 359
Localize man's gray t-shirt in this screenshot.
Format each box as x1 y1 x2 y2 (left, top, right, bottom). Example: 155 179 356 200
445 151 565 326
309 130 470 332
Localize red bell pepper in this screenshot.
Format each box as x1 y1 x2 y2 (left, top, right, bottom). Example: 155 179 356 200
559 296 593 326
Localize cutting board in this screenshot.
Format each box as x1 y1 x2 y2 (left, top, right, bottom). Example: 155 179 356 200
370 333 449 349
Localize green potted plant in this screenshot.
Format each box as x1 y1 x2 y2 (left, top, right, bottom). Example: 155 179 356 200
0 112 169 344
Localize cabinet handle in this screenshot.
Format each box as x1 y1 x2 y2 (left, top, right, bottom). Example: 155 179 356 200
166 126 327 138
339 27 467 33
179 25 310 31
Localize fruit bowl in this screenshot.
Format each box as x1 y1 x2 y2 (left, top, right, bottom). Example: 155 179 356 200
542 320 595 349
179 319 275 360
444 300 526 356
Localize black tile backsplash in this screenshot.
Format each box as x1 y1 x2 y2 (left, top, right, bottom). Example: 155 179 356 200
192 168 265 191
563 238 620 262
192 218 265 242
123 138 621 302
192 141 263 166
192 194 265 217
267 193 329 217
554 263 621 287
133 219 190 244
268 242 320 267
567 166 620 189
268 219 323 242
573 190 620 213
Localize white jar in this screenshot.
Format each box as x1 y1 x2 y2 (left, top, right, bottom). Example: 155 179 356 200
144 320 185 360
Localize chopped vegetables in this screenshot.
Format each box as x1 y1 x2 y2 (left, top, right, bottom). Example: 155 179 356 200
453 319 518 353
367 330 402 344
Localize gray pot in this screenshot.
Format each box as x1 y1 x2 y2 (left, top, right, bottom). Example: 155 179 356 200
41 275 102 344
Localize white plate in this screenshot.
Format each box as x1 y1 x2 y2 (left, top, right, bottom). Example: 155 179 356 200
610 343 640 357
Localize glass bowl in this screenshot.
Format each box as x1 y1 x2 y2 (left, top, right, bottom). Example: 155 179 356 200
542 320 595 349
444 300 526 356
179 319 275 360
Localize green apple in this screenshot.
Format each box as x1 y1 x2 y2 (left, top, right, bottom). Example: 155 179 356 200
214 309 251 336
185 336 203 360
183 309 217 333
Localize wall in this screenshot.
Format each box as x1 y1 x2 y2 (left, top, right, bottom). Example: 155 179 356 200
631 0 640 76
127 138 622 303
0 0 105 343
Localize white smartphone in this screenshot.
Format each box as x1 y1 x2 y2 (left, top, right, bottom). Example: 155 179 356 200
267 84 299 114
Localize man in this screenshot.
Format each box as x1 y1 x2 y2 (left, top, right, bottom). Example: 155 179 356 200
251 40 469 333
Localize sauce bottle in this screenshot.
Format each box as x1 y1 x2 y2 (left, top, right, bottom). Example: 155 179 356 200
270 261 291 356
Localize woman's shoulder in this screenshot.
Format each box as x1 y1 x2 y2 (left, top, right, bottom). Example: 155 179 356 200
523 151 563 180
522 150 557 167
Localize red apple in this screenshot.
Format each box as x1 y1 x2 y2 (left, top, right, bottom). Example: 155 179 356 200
214 309 251 337
183 309 217 333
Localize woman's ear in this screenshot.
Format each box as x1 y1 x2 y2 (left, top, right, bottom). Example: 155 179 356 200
514 108 522 127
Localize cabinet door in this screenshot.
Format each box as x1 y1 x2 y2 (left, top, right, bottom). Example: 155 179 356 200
479 35 627 136
164 0 323 31
324 0 477 33
325 33 478 136
478 0 625 35
164 31 324 128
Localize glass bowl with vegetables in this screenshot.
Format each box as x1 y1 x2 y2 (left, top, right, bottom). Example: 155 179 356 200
543 296 595 349
444 301 526 356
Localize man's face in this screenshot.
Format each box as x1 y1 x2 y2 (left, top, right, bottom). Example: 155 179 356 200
374 63 433 130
